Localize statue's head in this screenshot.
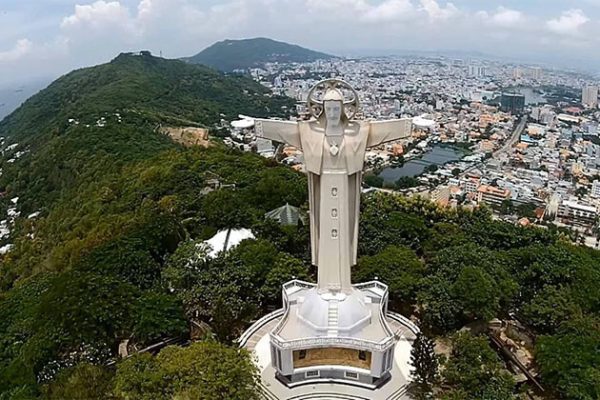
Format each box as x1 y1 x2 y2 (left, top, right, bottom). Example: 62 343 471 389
307 79 358 127
322 88 345 127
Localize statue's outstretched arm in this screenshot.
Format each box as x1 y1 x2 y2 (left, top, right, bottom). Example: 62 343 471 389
254 119 302 149
367 118 413 147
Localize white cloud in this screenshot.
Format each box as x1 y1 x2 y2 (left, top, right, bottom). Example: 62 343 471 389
363 0 415 22
477 7 524 28
419 0 458 21
305 0 368 14
546 9 589 36
61 1 133 32
0 39 33 62
490 7 524 28
305 0 415 23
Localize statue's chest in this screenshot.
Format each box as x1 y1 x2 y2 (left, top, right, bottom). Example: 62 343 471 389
322 140 347 170
299 122 369 174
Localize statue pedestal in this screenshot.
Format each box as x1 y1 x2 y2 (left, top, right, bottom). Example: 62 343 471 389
268 280 398 387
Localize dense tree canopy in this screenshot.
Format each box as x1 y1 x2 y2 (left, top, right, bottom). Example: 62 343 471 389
113 342 260 400
441 332 517 400
354 245 425 307
536 317 600 400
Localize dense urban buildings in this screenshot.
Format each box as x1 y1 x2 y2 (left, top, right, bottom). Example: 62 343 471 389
226 55 600 248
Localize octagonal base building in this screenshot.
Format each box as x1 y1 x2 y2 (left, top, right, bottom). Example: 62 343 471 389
270 280 396 387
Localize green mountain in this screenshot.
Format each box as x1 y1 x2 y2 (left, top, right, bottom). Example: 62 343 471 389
185 37 335 72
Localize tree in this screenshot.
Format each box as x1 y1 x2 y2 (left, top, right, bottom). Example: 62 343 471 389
422 223 469 257
536 317 600 400
261 253 311 308
164 242 262 342
20 271 138 380
420 244 518 331
355 246 425 306
451 266 500 322
515 203 537 219
410 332 440 399
442 332 516 399
576 186 589 198
500 199 514 215
76 236 162 290
132 292 188 345
364 173 384 188
392 155 406 166
229 239 280 280
451 168 461 177
113 341 261 400
395 176 420 189
520 285 580 334
424 164 438 173
252 218 311 262
41 363 114 400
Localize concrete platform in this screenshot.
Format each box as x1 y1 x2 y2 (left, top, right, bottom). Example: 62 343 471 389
241 311 417 400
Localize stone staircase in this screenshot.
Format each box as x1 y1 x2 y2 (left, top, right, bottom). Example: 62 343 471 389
326 300 339 337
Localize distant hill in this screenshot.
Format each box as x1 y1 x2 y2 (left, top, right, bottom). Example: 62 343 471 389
185 38 336 72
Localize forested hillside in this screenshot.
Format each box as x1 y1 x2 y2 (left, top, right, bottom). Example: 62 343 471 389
0 53 302 399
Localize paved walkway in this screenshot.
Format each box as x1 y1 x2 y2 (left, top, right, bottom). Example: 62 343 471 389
245 316 416 400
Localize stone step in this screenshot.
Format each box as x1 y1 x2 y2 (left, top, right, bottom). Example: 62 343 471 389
327 300 339 337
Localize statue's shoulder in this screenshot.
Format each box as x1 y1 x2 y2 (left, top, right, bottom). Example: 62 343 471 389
348 120 365 128
303 120 325 132
345 120 368 136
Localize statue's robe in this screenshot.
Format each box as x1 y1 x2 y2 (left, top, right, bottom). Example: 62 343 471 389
299 121 366 292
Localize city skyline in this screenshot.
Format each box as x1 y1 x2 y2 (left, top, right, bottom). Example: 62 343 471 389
3 0 600 85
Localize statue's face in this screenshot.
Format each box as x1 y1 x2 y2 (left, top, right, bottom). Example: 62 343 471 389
324 100 342 125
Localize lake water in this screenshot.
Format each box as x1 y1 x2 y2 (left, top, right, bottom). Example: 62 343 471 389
509 87 547 105
378 145 464 183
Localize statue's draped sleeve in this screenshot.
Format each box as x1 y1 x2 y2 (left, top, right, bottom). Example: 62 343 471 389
366 118 413 147
254 119 301 149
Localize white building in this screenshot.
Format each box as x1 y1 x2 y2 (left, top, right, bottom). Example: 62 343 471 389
557 200 598 227
530 67 542 80
592 180 600 199
468 65 486 78
582 85 598 109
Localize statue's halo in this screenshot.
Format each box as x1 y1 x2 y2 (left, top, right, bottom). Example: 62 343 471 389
306 79 360 120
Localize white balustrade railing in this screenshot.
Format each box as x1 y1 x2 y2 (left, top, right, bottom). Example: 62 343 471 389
387 311 420 336
270 333 396 352
238 308 284 348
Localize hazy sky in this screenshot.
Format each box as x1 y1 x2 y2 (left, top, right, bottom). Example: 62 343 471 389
2 0 600 85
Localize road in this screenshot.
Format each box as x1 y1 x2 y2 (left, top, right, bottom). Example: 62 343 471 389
461 116 527 176
494 116 527 158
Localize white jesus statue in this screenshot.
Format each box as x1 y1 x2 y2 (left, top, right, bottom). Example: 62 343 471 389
253 79 412 294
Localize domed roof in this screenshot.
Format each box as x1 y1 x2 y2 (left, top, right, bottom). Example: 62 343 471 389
298 290 329 329
337 293 371 331
297 289 371 335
